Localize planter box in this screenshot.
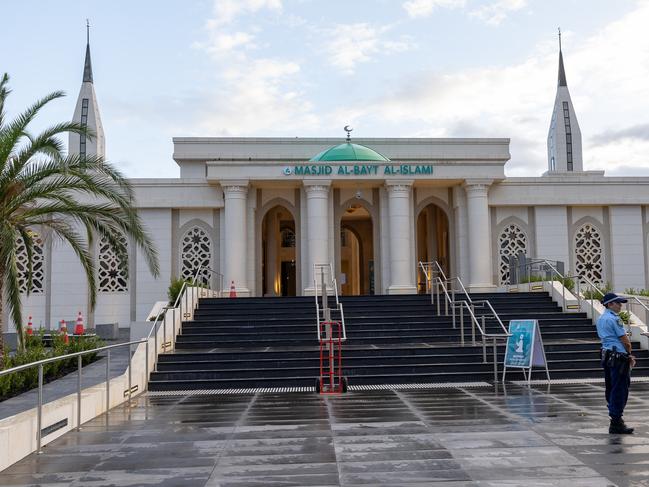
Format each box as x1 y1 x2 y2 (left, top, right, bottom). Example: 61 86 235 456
95 323 119 340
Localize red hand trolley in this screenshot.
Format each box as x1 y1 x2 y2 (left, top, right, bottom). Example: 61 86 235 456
316 320 348 394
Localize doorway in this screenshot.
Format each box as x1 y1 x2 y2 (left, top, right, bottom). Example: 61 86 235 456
261 205 297 296
416 203 450 292
340 204 374 295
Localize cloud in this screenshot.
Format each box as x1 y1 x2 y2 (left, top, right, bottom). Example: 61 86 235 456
469 0 527 25
402 0 526 24
322 23 416 74
188 0 319 135
403 0 466 18
334 1 649 176
194 31 256 57
208 0 282 27
197 58 320 135
591 123 649 146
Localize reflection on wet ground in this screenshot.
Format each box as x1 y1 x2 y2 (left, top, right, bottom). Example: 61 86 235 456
2 381 649 486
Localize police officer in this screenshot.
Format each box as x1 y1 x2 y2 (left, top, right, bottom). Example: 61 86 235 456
597 292 636 434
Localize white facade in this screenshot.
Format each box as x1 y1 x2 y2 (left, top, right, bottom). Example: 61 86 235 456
4 43 649 332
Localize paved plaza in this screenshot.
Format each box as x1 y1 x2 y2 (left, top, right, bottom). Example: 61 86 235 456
2 381 649 486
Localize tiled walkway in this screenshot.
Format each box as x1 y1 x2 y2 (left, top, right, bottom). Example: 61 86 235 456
2 381 649 486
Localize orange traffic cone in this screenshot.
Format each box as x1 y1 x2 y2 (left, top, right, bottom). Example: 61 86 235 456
74 311 85 335
26 316 33 336
60 319 69 344
229 281 237 298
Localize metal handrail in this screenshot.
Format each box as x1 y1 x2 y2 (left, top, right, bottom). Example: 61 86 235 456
0 338 146 454
313 263 347 342
0 339 145 376
146 264 222 372
420 260 510 382
457 300 510 382
517 259 649 331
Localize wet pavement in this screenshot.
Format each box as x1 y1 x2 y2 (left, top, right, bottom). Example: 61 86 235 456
2 381 649 486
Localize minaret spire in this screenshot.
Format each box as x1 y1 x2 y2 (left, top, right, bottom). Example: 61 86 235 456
546 28 582 174
83 19 93 83
70 21 104 159
557 27 567 87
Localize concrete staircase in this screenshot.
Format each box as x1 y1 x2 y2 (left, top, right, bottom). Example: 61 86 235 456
148 293 649 390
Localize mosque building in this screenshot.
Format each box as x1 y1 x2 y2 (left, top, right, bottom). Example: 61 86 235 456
6 33 649 332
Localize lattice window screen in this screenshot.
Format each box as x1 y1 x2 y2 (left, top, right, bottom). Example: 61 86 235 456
498 223 528 285
16 234 45 294
180 226 212 285
574 223 604 286
98 234 129 292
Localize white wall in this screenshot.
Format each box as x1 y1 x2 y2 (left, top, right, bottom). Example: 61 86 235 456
95 293 130 328
610 206 646 290
135 209 172 321
534 206 570 266
49 223 89 328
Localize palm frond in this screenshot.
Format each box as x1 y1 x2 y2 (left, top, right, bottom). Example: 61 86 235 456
0 75 160 346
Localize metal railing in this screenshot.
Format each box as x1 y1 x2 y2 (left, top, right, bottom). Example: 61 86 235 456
313 263 346 341
0 339 145 454
0 263 224 456
146 264 223 373
620 293 649 327
419 261 471 315
515 259 649 328
419 261 510 382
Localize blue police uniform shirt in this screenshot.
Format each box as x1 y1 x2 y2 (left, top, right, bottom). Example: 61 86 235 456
596 309 626 352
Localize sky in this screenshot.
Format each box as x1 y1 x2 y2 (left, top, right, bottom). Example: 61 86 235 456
2 0 649 178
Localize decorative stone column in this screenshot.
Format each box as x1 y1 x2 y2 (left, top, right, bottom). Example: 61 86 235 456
304 180 331 294
386 180 417 294
222 180 250 296
463 179 494 291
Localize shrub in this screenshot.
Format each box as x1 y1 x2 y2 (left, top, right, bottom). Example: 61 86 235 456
167 277 207 306
582 282 612 301
619 311 632 325
625 288 649 297
167 277 190 306
0 333 104 401
519 275 574 292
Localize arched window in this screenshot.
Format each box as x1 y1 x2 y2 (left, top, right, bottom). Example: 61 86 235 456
98 234 128 292
498 223 527 285
16 233 45 294
180 226 212 285
574 223 604 286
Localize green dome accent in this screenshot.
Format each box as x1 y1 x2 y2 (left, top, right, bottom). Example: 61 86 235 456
310 142 390 162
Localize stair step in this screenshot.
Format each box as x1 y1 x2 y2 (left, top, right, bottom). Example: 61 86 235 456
150 290 637 391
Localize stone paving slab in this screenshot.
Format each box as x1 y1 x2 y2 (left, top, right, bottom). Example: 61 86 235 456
5 382 649 485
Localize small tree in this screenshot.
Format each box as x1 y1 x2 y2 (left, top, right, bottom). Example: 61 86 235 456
0 73 160 353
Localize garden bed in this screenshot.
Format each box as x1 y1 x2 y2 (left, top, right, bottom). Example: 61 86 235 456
0 332 104 401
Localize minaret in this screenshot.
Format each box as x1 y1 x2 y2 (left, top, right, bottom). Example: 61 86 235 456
546 29 582 174
69 21 105 159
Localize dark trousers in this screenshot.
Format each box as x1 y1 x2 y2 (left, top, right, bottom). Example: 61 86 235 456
604 359 630 420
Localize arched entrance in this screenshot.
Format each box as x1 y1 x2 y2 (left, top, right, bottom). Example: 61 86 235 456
261 205 297 296
416 203 450 292
340 204 374 295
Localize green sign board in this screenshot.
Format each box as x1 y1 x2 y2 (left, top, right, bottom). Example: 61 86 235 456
283 164 434 177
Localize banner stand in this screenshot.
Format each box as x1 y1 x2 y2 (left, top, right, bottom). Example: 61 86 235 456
502 319 550 384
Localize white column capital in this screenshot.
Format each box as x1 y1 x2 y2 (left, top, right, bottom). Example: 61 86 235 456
385 180 414 195
303 180 331 196
462 179 492 197
221 180 249 197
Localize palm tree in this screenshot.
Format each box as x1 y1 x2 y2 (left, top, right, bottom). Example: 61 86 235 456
0 73 159 353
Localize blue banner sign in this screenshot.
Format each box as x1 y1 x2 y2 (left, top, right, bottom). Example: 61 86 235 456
503 319 550 383
504 319 536 368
